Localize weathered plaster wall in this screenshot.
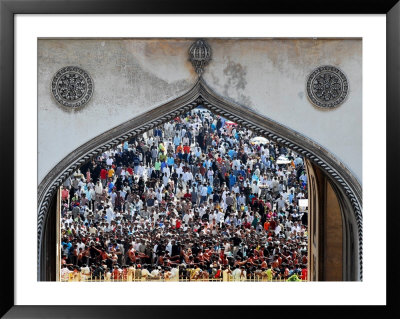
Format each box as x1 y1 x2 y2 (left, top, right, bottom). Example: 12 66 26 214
203 38 362 184
38 38 362 184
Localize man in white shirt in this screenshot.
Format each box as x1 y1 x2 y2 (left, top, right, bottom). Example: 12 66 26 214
60 265 71 282
233 158 241 171
106 156 113 167
200 184 208 204
223 240 231 254
137 163 145 177
106 206 114 223
251 181 259 195
271 177 279 195
221 188 228 204
277 196 286 211
300 172 307 184
198 205 206 218
275 223 282 236
162 165 170 178
166 240 173 256
77 240 85 253
171 266 179 281
297 191 305 199
141 267 151 281
238 193 246 207
232 183 240 195
232 266 242 281
88 187 96 208
218 144 226 155
291 222 301 234
181 128 186 139
162 173 169 187
216 210 224 224
80 264 91 281
183 211 192 224
183 171 193 188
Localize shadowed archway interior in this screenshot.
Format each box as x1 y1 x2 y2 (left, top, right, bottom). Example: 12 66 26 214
37 77 362 281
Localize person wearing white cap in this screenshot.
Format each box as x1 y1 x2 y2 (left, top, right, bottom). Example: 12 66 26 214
150 266 161 279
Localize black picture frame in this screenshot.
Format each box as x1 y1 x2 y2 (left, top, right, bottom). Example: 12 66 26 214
1 0 398 318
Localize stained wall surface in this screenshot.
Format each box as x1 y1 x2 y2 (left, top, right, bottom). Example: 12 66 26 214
38 38 362 184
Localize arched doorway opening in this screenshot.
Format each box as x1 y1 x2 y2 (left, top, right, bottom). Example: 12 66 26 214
38 78 362 281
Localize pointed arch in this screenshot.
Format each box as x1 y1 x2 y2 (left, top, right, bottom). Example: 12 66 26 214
38 78 362 280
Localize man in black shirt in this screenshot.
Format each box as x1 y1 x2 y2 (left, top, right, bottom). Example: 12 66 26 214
212 192 220 203
171 240 181 259
191 242 200 256
202 210 209 222
232 235 242 258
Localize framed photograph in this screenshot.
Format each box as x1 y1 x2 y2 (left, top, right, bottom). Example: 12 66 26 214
1 0 398 317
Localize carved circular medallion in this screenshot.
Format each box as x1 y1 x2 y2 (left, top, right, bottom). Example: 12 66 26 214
306 65 349 108
51 66 93 108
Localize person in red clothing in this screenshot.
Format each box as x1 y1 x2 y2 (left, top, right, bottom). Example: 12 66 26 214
112 265 121 280
277 253 283 266
183 189 191 200
122 266 128 281
261 259 268 269
247 254 258 266
183 144 190 154
126 166 133 176
292 249 297 261
100 167 108 186
284 265 290 279
199 165 206 177
61 186 69 202
269 219 276 231
272 255 279 269
301 265 308 280
175 219 181 229
219 248 227 265
183 144 191 162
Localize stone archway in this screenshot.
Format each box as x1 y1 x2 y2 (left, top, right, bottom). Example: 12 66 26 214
37 77 362 281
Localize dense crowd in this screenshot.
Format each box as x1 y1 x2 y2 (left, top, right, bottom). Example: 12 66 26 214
60 107 309 281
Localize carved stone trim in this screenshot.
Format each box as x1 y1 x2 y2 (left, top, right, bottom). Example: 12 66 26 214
38 78 362 281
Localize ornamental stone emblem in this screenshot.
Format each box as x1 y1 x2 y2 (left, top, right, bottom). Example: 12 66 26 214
306 65 349 108
51 66 93 108
189 39 212 76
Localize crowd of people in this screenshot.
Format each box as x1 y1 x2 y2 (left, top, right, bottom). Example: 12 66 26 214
60 107 309 282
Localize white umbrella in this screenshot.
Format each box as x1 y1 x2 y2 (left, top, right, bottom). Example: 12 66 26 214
298 199 308 207
276 155 291 164
250 136 269 145
298 199 308 212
